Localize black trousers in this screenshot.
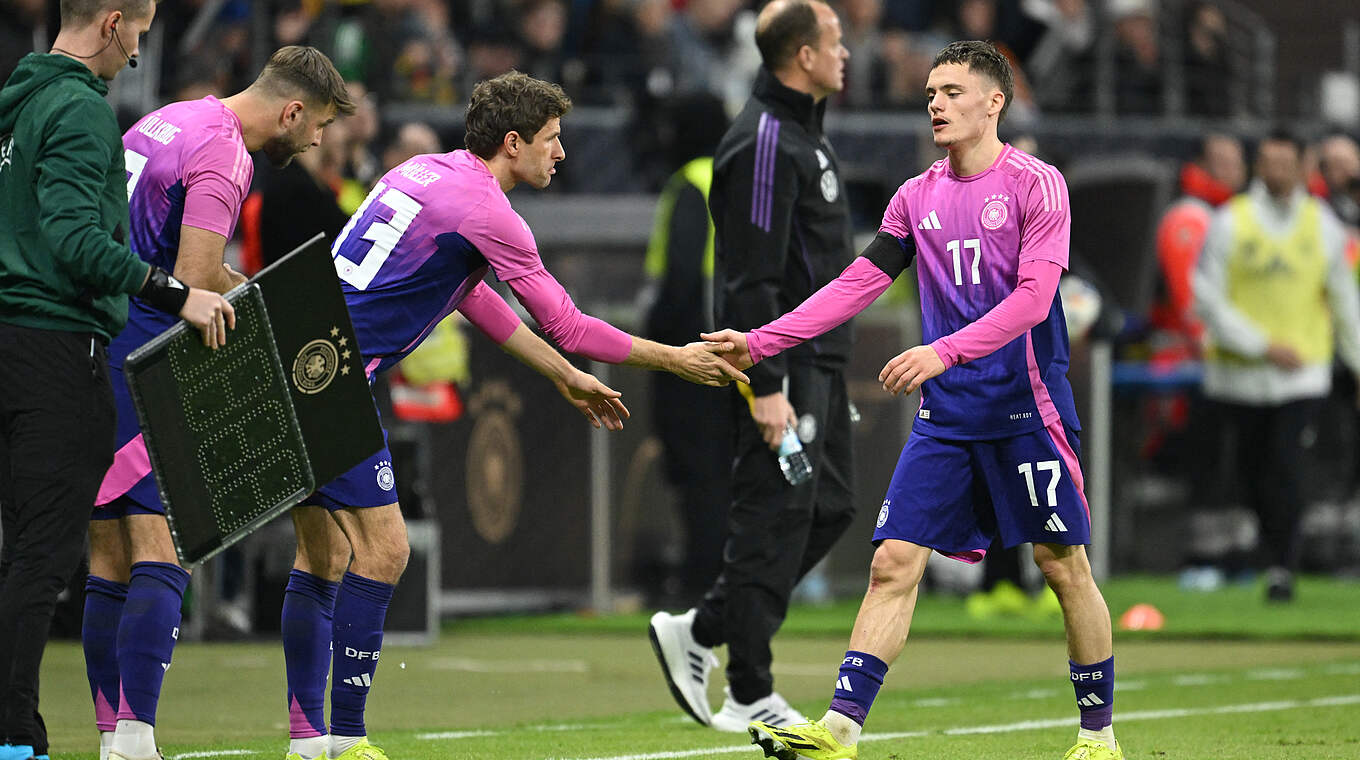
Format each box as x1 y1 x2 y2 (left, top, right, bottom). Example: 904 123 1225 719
652 374 732 596
1210 398 1321 572
0 323 117 754
693 363 855 704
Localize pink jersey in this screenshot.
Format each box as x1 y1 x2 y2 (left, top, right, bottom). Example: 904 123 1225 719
112 96 253 367
334 149 631 375
881 144 1077 439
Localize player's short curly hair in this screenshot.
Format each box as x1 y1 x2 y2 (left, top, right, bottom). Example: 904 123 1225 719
464 71 573 159
932 40 1015 124
254 46 356 117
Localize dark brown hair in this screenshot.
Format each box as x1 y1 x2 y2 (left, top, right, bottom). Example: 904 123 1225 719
253 46 356 116
464 71 572 159
932 40 1015 123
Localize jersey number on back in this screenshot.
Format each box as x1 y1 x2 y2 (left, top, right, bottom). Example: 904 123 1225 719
125 149 148 200
333 181 424 290
946 238 981 286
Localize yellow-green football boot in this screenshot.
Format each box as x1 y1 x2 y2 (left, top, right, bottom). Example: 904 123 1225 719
1062 739 1124 760
749 719 857 760
326 739 389 760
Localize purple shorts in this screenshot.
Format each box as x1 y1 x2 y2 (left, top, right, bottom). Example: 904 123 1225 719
306 424 397 511
873 417 1090 561
92 364 162 520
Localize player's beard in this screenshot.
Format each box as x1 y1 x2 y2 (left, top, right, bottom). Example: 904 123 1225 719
262 128 312 168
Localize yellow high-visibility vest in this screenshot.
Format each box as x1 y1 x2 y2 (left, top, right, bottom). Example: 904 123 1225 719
1216 194 1331 363
644 157 715 280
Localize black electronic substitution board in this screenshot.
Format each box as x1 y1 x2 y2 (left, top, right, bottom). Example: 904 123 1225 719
125 235 384 565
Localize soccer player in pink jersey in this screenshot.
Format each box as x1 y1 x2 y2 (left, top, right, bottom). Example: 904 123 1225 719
708 41 1123 760
81 47 356 760
279 72 747 760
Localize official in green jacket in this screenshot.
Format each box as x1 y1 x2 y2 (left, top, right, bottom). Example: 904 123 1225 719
0 2 232 755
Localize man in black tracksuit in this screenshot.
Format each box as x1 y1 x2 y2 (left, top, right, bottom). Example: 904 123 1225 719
648 0 856 732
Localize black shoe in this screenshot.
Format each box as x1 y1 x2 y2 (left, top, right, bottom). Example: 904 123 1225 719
1265 567 1294 603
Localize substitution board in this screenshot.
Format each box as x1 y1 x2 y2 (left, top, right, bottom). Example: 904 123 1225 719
125 235 384 565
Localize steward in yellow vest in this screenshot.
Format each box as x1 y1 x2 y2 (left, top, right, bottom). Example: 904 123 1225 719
1191 130 1360 601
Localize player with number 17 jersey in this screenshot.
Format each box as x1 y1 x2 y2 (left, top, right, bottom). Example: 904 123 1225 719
880 143 1078 440
739 143 1088 557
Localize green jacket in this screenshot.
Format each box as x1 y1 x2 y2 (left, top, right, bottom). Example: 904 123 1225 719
0 53 148 340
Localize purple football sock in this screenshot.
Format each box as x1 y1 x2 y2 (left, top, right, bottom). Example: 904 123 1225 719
1071 656 1115 730
828 650 889 726
329 572 394 737
283 569 340 738
83 575 127 732
116 561 189 724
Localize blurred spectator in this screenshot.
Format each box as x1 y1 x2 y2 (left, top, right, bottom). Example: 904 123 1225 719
1183 1 1231 117
1022 0 1095 113
329 0 461 104
835 0 888 108
158 0 254 96
464 24 521 86
1192 130 1360 602
381 121 442 173
641 92 733 601
338 80 381 213
1316 134 1360 229
666 0 744 97
945 0 1039 124
1153 132 1246 350
0 0 47 83
1110 0 1163 114
517 0 578 91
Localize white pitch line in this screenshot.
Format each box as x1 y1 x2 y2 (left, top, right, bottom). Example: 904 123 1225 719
552 694 1360 760
427 657 589 673
416 730 499 740
169 752 256 759
1245 668 1305 681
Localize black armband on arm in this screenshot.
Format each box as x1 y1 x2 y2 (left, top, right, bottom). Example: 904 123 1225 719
859 231 916 279
138 265 190 315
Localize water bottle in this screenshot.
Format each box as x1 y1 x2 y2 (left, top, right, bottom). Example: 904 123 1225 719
777 424 813 486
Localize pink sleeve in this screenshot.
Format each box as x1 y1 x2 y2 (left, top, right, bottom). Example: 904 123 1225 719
929 258 1062 368
747 257 893 363
505 268 633 363
878 181 913 239
458 197 546 281
1017 166 1070 268
456 280 521 345
181 137 251 237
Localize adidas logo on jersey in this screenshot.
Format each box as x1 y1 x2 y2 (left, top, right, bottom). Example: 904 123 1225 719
342 673 373 687
1077 693 1105 707
917 210 942 230
1045 513 1069 532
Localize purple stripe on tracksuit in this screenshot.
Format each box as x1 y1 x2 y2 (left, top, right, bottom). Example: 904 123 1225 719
752 113 780 232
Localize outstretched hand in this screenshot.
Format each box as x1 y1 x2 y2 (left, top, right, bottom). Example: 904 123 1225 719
553 369 630 430
700 329 754 370
879 345 945 395
671 341 751 386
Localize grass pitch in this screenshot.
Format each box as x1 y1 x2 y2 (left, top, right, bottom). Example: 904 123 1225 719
39 575 1360 759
